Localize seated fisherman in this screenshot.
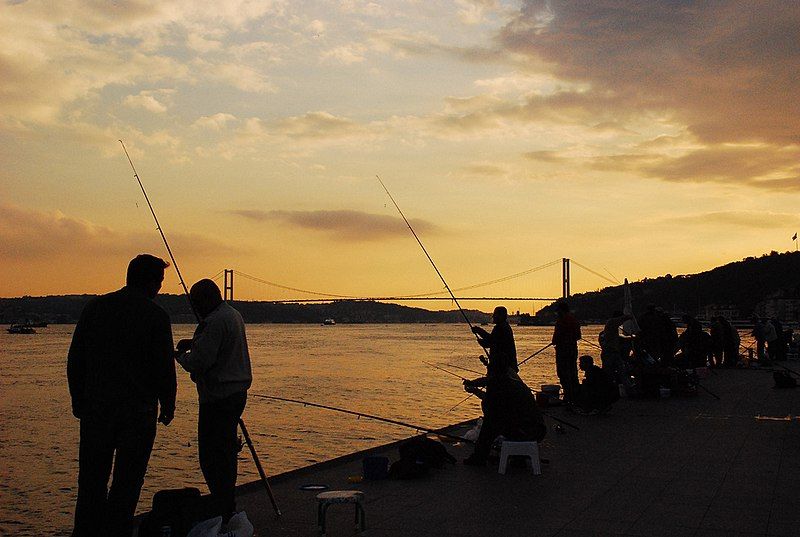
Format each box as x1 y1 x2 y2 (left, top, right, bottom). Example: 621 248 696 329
576 355 619 413
462 369 546 466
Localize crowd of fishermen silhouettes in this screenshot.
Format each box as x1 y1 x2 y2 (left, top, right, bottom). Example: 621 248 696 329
460 300 796 465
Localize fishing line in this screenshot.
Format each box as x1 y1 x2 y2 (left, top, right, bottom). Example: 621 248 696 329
119 140 282 517
423 361 470 381
252 394 473 444
376 175 477 335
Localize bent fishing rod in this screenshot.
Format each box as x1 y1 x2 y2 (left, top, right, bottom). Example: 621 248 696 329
119 140 282 517
251 394 473 444
376 175 480 340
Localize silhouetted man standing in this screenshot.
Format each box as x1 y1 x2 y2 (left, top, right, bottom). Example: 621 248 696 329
471 306 517 376
552 301 581 404
68 254 176 537
176 279 252 521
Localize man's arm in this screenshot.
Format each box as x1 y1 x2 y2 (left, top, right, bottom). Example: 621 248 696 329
471 325 491 346
175 319 223 374
67 302 94 419
154 312 176 425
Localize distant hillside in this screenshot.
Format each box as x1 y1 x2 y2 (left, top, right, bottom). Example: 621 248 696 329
0 294 490 325
536 251 800 322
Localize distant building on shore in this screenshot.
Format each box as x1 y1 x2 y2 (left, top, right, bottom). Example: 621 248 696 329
703 304 740 320
755 297 800 321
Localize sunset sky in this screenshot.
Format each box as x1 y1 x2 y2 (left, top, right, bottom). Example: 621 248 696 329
1 1 798 311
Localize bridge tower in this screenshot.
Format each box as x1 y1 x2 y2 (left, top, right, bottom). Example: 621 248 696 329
224 269 234 301
562 258 570 299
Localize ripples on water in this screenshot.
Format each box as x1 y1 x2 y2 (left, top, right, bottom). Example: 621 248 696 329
1 322 607 535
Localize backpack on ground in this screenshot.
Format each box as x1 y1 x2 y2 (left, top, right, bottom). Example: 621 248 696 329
138 487 203 537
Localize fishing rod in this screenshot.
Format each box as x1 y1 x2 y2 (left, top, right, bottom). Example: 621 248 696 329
518 343 554 368
447 389 579 430
423 361 469 381
120 140 197 319
119 140 282 517
580 337 602 350
376 175 479 337
251 394 473 444
443 362 484 376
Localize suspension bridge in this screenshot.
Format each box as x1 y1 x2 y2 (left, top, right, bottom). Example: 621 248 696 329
208 258 620 304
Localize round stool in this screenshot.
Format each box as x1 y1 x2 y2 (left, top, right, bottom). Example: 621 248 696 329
316 490 365 535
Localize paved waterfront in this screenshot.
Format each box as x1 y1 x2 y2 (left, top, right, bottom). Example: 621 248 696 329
235 368 800 536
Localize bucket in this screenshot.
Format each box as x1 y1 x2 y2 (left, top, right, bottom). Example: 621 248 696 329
541 384 560 396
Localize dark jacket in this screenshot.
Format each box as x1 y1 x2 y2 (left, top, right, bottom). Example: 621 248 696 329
474 321 517 376
552 313 581 348
67 286 176 418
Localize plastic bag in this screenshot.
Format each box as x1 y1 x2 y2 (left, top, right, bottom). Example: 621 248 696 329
464 417 482 442
187 516 222 537
221 511 254 537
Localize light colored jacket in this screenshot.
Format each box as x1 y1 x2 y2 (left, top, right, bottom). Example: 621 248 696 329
177 302 252 403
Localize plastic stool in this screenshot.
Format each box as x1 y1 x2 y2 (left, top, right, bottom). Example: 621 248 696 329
498 441 541 475
316 490 365 535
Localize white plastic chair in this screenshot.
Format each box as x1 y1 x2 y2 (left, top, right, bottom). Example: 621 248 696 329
498 441 541 475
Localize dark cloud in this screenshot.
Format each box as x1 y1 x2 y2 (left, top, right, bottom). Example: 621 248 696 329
498 1 800 146
230 209 439 241
661 211 800 230
0 202 238 261
524 143 800 189
586 145 800 189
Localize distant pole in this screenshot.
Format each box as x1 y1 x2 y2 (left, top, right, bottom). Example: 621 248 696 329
562 258 570 299
224 269 234 301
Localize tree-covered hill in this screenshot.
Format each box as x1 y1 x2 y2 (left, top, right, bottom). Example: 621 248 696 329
536 251 800 322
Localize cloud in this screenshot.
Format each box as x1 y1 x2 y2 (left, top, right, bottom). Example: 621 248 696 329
456 0 500 25
321 44 368 64
0 202 237 261
585 145 800 190
273 112 364 140
0 1 283 125
123 89 174 113
660 211 800 230
524 142 800 191
498 1 800 146
229 209 439 241
193 113 238 131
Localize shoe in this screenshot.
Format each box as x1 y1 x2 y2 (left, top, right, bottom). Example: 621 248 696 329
463 455 487 466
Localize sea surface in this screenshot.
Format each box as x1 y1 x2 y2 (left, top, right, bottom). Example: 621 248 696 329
1 323 601 535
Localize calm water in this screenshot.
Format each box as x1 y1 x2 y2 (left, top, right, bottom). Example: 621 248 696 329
0 323 602 536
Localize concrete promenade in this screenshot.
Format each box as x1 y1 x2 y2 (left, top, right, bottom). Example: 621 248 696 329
236 368 800 536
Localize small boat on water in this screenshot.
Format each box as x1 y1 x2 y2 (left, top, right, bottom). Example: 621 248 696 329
8 323 36 334
322 318 336 326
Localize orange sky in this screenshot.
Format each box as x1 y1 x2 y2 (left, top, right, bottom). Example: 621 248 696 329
1 1 798 312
